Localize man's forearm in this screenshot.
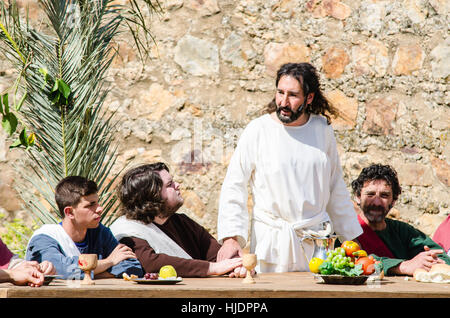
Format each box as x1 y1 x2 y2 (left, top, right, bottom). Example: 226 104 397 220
93 259 114 276
0 269 11 283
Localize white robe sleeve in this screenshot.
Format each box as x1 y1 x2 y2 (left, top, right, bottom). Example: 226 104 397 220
217 123 256 247
325 125 363 241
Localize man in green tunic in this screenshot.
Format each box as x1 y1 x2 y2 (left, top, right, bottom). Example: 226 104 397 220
352 164 450 276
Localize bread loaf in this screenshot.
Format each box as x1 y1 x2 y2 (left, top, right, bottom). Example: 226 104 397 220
413 264 450 283
429 264 450 274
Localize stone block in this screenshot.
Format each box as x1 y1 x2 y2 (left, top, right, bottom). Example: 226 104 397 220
428 0 450 15
358 1 386 34
326 89 358 130
185 0 220 16
416 214 447 237
263 42 310 76
137 83 179 121
363 95 399 136
392 44 425 76
393 162 434 187
182 190 206 218
174 35 219 76
220 32 247 69
430 156 450 187
351 39 389 77
0 173 22 212
307 0 352 20
403 0 428 24
430 39 450 79
321 47 349 79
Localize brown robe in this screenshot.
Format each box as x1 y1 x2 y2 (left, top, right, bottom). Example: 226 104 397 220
119 213 221 277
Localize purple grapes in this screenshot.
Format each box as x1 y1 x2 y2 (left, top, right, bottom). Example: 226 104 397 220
144 272 159 280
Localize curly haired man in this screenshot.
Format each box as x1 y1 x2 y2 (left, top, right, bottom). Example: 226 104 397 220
352 164 450 276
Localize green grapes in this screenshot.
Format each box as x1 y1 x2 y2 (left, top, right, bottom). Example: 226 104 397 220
326 248 355 270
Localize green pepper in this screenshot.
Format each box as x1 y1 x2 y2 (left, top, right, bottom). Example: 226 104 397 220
318 261 335 275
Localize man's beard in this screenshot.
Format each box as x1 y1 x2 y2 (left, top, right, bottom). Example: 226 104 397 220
158 200 184 218
275 96 308 124
276 106 303 124
361 204 392 223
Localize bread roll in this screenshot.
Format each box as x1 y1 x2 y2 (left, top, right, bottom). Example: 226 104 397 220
413 264 450 283
429 264 450 274
413 268 428 282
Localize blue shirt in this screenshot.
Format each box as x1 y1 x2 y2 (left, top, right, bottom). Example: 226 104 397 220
26 223 143 279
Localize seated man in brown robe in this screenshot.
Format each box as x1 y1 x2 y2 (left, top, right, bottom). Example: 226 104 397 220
110 162 244 278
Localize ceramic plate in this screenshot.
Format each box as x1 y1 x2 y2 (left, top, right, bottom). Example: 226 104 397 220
131 277 183 285
315 274 369 285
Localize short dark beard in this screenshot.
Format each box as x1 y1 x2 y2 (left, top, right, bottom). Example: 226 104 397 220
158 200 183 219
361 204 393 223
276 105 303 124
275 93 309 124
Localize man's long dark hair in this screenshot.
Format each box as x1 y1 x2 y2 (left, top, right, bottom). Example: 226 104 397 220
266 62 338 124
118 162 169 224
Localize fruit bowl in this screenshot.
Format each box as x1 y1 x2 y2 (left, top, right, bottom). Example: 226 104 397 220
314 274 369 285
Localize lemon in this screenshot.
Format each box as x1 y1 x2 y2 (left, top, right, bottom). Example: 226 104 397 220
159 265 177 279
309 257 324 273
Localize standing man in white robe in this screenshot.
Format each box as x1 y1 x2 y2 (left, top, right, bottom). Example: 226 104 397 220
217 62 363 273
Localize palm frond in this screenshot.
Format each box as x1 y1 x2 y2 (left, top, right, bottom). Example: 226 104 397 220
0 0 161 226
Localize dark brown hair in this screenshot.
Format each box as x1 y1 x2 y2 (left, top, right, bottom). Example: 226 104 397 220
351 164 402 201
118 162 169 224
55 176 98 218
266 62 338 124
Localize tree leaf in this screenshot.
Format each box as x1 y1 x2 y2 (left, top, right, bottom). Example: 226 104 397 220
58 79 71 99
15 92 27 111
1 113 18 135
39 68 50 88
9 138 22 149
2 94 9 114
19 127 28 146
51 80 59 93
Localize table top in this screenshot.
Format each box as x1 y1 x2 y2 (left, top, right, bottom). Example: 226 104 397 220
1 272 449 298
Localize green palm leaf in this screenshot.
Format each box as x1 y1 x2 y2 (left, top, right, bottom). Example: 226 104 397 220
0 0 161 226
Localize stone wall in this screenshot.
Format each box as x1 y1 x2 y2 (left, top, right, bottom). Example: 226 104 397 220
0 0 449 238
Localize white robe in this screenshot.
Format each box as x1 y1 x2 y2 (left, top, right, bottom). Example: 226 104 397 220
217 114 363 272
27 224 80 258
110 216 192 260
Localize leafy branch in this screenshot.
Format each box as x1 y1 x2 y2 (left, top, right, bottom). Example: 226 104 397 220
0 0 162 226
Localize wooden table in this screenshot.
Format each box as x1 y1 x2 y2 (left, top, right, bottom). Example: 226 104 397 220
1 272 449 298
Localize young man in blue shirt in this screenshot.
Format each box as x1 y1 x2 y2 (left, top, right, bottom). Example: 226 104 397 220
26 176 143 279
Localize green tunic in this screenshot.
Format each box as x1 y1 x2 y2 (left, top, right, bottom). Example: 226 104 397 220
372 218 450 275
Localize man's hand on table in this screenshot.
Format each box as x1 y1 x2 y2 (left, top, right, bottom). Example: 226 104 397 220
390 245 445 276
5 261 45 287
38 260 56 275
208 258 243 276
217 237 242 261
227 265 256 278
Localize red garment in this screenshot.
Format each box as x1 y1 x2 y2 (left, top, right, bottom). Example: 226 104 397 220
356 214 395 258
0 238 14 269
433 215 450 253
